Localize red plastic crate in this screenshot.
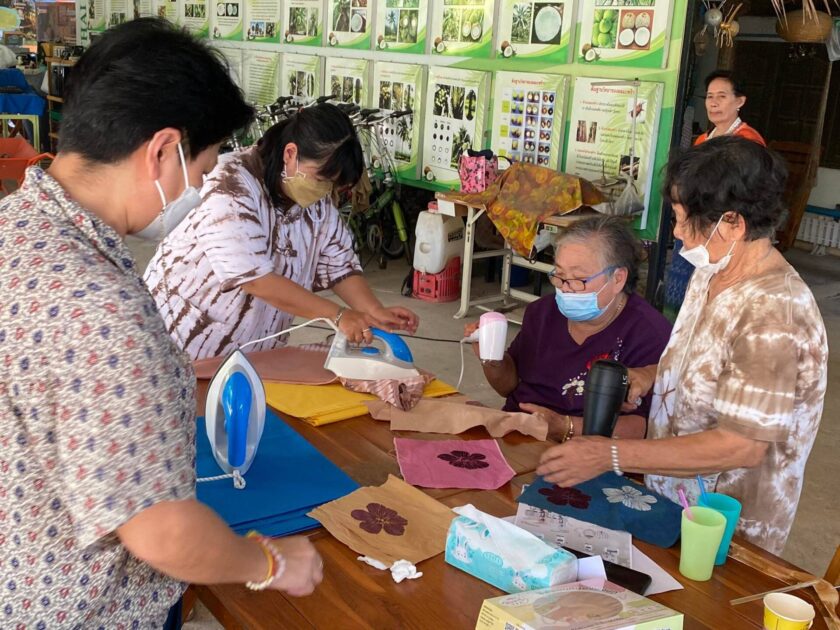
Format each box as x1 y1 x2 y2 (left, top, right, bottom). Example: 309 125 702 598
412 256 461 303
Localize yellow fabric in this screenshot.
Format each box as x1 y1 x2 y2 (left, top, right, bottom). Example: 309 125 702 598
264 379 458 426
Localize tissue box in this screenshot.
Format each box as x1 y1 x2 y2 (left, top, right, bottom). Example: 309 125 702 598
445 512 577 593
476 578 684 630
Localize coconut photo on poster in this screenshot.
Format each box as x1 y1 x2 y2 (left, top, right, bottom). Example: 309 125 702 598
430 0 495 57
280 53 322 101
370 62 424 180
375 0 427 54
496 0 575 62
212 0 242 39
325 58 369 106
327 0 371 48
283 0 322 45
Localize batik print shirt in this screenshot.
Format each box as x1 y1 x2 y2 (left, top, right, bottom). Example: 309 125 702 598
144 147 362 360
646 264 827 555
0 168 197 628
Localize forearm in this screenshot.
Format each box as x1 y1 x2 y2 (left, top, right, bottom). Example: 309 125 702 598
332 274 383 313
482 353 519 397
118 499 268 585
243 273 340 321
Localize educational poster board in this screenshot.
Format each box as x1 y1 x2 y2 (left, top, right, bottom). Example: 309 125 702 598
88 0 107 30
374 0 427 54
134 0 154 18
576 0 673 68
490 71 568 171
106 0 130 26
216 45 244 86
371 62 424 180
564 77 663 227
429 0 494 57
243 49 280 105
495 0 574 62
212 0 244 40
155 0 178 23
181 0 209 36
327 0 371 49
325 57 370 105
280 53 323 100
422 67 489 189
245 0 281 42
282 0 323 45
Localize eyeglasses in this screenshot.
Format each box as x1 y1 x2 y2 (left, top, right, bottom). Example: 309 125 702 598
547 266 616 293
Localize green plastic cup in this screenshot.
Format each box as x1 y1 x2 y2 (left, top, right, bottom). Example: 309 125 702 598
697 492 742 566
679 506 726 581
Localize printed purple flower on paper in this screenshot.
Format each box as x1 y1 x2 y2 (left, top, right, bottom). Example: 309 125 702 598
437 450 490 470
350 502 408 536
538 485 591 509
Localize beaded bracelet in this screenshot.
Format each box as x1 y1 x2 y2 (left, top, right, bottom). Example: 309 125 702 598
565 416 575 443
333 306 346 328
610 443 624 477
245 532 287 591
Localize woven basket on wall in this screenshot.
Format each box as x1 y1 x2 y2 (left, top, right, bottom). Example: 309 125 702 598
776 10 834 42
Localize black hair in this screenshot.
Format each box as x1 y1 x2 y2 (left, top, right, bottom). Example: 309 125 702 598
258 103 364 207
663 135 788 240
556 215 643 295
704 70 745 98
60 18 253 162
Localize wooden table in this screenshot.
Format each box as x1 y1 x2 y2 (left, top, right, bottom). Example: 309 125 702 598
193 391 834 629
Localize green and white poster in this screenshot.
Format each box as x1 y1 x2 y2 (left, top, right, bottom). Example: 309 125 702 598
245 0 280 42
576 0 673 68
564 77 663 227
327 0 371 49
491 71 568 171
422 67 489 189
90 0 107 30
371 62 424 180
495 0 574 62
430 0 494 57
155 0 178 23
181 0 209 36
283 0 323 45
325 58 370 105
216 45 244 86
280 53 322 99
374 0 426 54
212 0 243 40
107 0 130 26
134 0 155 18
243 50 279 105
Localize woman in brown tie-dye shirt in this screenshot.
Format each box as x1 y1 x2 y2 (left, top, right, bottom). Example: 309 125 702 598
536 136 827 555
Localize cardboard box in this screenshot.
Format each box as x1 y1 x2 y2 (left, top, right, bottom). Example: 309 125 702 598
475 578 684 630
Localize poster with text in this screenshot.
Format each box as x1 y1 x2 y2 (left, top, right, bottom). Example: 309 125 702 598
181 0 209 35
245 0 280 42
89 0 107 30
280 53 322 101
576 0 673 68
429 0 494 57
422 67 489 188
212 0 243 39
283 0 323 45
325 58 370 105
327 0 370 49
243 50 279 105
490 71 568 171
154 0 179 23
495 0 574 62
106 0 130 27
216 45 244 86
564 77 663 227
133 0 154 18
374 0 427 54
371 62 424 180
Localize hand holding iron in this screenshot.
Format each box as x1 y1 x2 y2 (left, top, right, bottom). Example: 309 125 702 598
268 536 324 597
368 305 419 334
338 309 378 345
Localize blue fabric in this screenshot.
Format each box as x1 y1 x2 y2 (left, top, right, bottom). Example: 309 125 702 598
196 410 359 537
0 92 45 115
517 473 683 548
0 68 30 90
664 239 694 315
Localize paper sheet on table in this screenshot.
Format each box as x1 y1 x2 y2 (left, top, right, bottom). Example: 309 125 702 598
366 396 549 440
394 437 516 490
634 546 684 596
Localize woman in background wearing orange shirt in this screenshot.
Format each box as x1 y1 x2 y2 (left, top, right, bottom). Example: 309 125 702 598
695 70 766 146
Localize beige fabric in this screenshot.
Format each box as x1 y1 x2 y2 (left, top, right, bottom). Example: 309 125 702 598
646 263 828 555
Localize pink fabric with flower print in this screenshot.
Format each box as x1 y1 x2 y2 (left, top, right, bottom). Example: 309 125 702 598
394 437 516 490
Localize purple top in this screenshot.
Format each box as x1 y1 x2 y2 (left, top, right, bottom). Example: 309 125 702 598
504 293 672 420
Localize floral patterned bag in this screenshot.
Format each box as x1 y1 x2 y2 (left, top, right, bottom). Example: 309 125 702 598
458 150 500 193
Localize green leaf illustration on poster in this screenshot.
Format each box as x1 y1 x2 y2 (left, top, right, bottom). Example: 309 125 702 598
211 0 243 40
429 0 495 58
327 0 372 49
283 0 323 46
495 0 575 63
280 53 322 100
371 62 424 181
374 0 427 54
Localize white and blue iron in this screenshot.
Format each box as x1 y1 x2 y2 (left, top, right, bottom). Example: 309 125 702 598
324 327 420 380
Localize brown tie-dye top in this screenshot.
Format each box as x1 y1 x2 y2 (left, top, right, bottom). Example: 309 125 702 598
144 147 361 360
646 262 827 555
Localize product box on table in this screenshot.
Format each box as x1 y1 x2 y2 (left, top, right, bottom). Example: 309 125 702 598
475 578 684 630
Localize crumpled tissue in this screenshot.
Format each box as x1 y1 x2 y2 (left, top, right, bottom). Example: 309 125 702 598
357 556 424 583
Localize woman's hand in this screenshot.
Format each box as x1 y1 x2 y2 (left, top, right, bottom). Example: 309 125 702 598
368 305 419 334
621 365 658 412
269 536 324 597
536 436 612 486
338 309 378 344
519 403 574 442
463 321 480 358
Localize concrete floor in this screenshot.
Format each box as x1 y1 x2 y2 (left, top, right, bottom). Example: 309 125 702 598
125 238 839 627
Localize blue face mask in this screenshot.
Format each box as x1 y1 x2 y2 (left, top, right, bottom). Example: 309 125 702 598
555 282 615 322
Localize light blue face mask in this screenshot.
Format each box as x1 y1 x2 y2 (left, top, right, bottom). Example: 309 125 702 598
554 268 617 322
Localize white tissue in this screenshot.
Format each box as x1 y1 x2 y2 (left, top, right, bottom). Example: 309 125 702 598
357 556 423 583
357 555 388 570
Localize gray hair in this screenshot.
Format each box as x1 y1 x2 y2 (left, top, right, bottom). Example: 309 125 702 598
555 216 643 294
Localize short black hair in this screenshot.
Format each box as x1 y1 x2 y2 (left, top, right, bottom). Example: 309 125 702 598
663 135 788 240
258 103 364 207
704 70 745 98
60 18 253 162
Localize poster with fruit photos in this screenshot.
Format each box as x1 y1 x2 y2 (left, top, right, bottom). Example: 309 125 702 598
564 77 663 228
576 0 673 68
422 67 489 188
245 0 281 42
282 0 323 45
490 72 568 171
371 62 424 180
496 0 575 62
375 0 427 54
181 0 209 36
212 0 243 40
280 53 322 101
430 0 495 58
327 0 371 48
325 58 370 106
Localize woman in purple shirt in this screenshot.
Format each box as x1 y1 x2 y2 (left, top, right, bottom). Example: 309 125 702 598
466 216 672 441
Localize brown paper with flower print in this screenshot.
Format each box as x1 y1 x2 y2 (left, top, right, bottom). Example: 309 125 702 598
307 475 455 565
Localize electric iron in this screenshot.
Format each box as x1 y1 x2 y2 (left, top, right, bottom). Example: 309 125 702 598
324 327 420 380
204 349 266 485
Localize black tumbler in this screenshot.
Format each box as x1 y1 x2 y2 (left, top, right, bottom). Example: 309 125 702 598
582 360 629 437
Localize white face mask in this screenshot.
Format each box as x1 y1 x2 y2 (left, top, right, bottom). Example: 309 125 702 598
679 215 736 273
135 143 202 241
